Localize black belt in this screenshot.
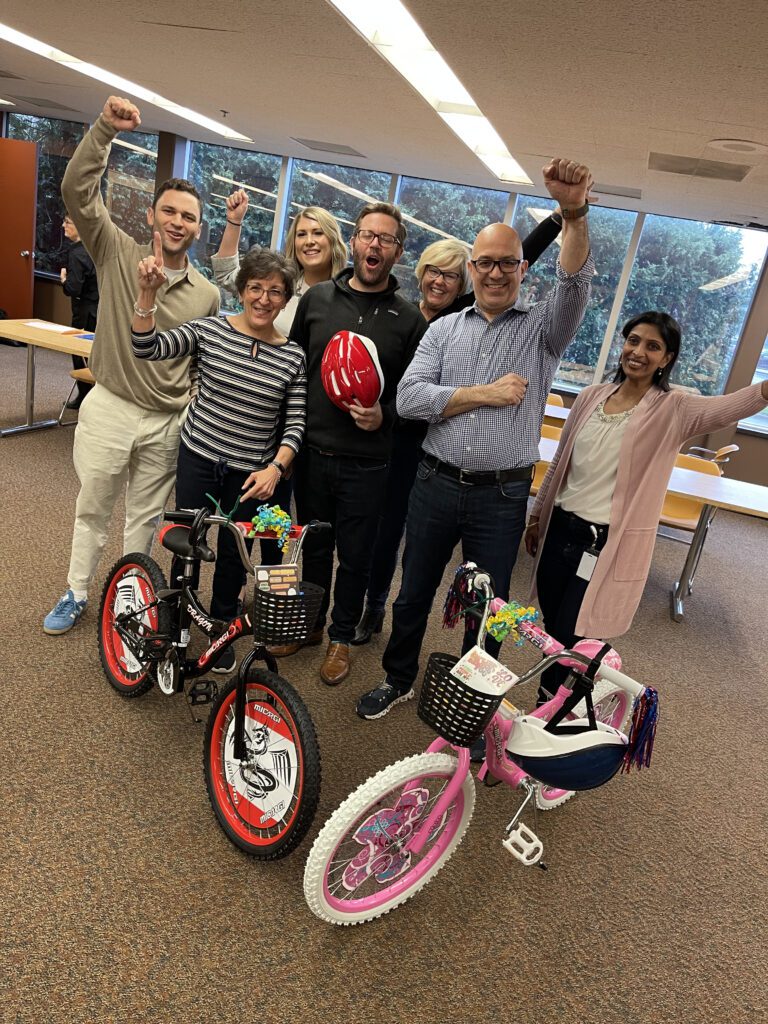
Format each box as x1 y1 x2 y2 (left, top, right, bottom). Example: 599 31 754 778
423 454 533 486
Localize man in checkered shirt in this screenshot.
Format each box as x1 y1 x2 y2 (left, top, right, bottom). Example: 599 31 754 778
357 157 594 723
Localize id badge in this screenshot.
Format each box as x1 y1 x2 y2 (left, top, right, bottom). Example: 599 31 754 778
576 549 599 581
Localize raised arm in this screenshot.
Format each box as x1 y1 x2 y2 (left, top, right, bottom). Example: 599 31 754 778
130 233 200 360
541 158 591 275
211 189 248 295
62 96 142 264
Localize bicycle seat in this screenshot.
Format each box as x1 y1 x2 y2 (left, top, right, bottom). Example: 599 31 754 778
158 523 216 563
505 716 627 790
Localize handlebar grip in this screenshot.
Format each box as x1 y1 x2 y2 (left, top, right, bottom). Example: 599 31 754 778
595 663 645 699
307 520 332 532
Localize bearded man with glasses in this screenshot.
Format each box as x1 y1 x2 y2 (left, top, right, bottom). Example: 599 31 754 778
356 158 594 723
267 202 427 687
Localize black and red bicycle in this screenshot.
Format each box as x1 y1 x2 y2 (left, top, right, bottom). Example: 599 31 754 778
97 506 329 860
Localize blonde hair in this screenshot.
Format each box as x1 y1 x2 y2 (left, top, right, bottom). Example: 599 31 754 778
415 239 470 294
284 207 347 278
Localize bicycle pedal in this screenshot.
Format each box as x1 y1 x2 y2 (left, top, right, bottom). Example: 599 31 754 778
187 679 218 706
502 823 543 865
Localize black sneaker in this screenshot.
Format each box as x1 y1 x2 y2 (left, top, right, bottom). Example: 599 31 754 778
469 735 487 763
212 646 237 674
356 681 414 720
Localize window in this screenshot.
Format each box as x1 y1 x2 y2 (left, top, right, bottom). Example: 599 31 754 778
102 130 159 241
512 197 638 389
284 158 392 261
186 141 283 307
739 334 768 433
6 114 85 275
394 176 509 302
606 218 768 395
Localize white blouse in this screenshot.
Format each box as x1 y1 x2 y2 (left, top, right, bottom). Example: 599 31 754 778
555 401 635 524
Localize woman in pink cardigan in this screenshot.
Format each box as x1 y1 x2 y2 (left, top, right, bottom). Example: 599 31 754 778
526 311 768 701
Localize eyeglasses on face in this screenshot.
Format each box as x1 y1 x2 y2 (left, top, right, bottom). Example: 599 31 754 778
424 265 461 284
245 283 286 302
470 257 523 274
354 228 400 250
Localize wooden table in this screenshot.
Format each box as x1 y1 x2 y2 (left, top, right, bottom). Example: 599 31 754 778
535 437 768 621
0 319 92 437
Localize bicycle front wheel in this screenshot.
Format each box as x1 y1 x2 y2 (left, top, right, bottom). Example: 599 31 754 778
303 752 475 925
204 666 321 860
98 553 171 698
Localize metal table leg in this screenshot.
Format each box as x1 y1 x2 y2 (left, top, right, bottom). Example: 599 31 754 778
1 343 63 437
670 503 715 621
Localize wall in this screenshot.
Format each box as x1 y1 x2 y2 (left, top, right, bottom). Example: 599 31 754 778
33 275 71 325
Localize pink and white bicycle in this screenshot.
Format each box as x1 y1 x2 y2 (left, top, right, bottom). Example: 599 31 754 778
303 562 658 925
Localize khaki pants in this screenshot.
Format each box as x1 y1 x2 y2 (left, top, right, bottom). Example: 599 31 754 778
67 383 183 593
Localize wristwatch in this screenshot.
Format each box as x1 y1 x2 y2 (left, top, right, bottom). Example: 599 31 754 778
269 459 285 476
560 202 589 220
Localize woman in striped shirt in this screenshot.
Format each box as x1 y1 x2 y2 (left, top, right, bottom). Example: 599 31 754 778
131 243 307 643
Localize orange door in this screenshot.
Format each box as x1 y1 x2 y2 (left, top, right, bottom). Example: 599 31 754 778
0 138 38 318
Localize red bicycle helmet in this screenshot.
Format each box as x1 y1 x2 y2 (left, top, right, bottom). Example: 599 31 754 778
321 330 384 410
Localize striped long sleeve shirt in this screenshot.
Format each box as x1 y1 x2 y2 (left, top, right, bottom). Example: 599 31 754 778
397 255 594 472
132 316 306 472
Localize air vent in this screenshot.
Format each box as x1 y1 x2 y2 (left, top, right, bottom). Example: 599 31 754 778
592 182 642 200
648 152 751 182
292 137 366 158
11 95 80 113
713 220 768 232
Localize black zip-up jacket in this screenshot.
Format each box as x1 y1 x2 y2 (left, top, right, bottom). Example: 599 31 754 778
290 268 427 461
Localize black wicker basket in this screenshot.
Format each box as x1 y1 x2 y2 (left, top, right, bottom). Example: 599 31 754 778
251 581 324 645
418 651 505 747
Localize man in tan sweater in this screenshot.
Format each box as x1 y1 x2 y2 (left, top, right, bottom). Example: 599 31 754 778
44 95 219 636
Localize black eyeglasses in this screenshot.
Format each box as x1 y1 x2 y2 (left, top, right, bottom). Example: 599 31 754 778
424 265 461 284
470 257 523 274
354 228 400 250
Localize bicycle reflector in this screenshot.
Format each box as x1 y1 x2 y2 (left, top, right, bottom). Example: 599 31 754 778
321 330 384 410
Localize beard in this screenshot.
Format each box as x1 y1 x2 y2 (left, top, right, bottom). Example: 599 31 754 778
352 248 396 288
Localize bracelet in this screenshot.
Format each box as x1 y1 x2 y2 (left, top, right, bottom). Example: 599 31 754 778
226 218 243 227
560 202 589 221
269 460 285 476
133 302 157 318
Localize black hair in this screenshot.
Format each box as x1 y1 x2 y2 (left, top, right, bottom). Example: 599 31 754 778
152 178 204 219
612 311 681 392
235 247 298 302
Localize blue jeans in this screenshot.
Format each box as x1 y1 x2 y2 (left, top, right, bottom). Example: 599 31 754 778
382 459 530 692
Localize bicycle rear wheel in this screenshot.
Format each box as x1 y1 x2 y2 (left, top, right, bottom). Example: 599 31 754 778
303 752 475 925
98 554 171 698
204 666 321 860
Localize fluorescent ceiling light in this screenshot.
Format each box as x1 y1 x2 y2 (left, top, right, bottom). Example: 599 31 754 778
212 174 277 201
699 269 750 291
326 0 532 184
0 96 15 106
0 21 251 142
112 137 157 159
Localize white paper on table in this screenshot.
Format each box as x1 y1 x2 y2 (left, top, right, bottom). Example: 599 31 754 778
24 320 76 334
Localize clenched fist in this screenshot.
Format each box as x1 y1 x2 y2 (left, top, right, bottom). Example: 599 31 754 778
102 96 141 132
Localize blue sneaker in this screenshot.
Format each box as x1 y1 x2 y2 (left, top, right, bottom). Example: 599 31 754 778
44 590 87 635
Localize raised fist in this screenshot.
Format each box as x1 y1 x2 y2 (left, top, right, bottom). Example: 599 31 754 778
225 189 250 226
102 96 141 132
542 158 591 210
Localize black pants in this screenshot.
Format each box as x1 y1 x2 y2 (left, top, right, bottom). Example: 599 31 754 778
293 447 388 644
71 306 96 399
174 443 279 621
365 429 423 614
535 505 609 701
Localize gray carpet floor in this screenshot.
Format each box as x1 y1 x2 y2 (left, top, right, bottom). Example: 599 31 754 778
1 345 766 1024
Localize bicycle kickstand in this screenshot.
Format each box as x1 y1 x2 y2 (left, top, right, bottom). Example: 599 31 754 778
502 781 546 869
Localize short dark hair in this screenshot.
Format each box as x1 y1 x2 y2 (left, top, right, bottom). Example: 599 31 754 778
234 247 298 302
152 178 204 219
612 311 682 392
354 202 406 246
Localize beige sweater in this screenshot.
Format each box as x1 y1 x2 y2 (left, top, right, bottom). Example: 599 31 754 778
62 116 219 413
530 381 766 637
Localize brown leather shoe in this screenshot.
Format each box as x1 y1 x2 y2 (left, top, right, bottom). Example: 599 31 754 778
319 642 350 686
267 628 324 658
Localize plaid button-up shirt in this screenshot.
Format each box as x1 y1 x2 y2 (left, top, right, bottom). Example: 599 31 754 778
397 255 594 472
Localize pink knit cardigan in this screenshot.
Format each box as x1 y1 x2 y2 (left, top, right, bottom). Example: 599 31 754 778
529 381 766 638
